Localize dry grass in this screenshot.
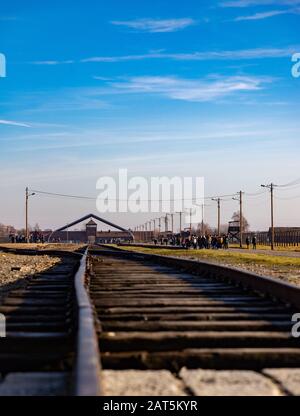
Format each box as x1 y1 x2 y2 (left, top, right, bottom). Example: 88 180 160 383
230 243 300 252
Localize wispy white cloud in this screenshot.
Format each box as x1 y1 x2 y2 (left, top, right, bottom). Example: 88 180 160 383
0 16 18 21
235 9 288 19
4 122 298 152
11 88 111 115
220 0 300 7
93 76 114 81
82 46 297 63
0 119 31 128
234 6 300 19
110 18 196 32
31 60 75 65
107 75 269 102
29 47 298 67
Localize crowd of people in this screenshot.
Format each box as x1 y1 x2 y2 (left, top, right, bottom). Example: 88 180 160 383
9 231 45 243
9 234 26 243
152 234 258 250
153 234 230 249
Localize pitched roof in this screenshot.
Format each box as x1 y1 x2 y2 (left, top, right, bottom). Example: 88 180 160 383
86 219 97 226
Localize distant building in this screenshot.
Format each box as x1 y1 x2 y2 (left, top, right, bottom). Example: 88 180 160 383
43 214 133 243
0 224 16 242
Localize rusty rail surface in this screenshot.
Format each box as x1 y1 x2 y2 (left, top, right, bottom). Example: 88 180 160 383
89 245 300 371
0 246 101 396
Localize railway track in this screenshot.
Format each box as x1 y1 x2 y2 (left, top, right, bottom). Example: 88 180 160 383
1 244 300 395
0 246 100 396
89 246 300 371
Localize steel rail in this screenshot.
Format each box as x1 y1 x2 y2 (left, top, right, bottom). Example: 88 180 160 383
0 245 101 396
73 248 101 396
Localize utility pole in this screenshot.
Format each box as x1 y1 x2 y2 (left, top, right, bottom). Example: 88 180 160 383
201 203 204 235
177 211 183 236
194 203 210 235
233 191 244 248
190 208 192 236
165 214 168 232
25 187 35 243
212 198 221 235
25 187 28 242
170 213 174 234
271 184 274 250
261 183 276 250
239 191 243 248
155 218 160 237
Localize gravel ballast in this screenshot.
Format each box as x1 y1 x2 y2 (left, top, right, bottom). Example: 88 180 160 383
0 252 61 301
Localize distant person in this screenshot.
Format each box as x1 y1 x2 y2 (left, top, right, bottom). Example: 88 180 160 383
192 236 197 249
252 236 257 250
207 235 212 249
197 235 202 249
185 238 191 249
246 237 250 249
223 235 229 249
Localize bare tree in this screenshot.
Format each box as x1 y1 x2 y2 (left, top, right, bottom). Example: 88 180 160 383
196 222 214 234
34 223 41 231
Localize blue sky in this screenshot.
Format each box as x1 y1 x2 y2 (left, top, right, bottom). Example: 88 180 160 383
0 0 299 230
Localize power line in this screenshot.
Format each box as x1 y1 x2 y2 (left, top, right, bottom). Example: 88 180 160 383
30 176 300 204
276 184 300 192
30 189 95 200
276 178 300 188
30 188 236 202
244 190 268 197
274 194 300 200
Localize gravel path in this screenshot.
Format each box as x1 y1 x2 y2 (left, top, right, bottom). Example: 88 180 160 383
0 253 61 301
